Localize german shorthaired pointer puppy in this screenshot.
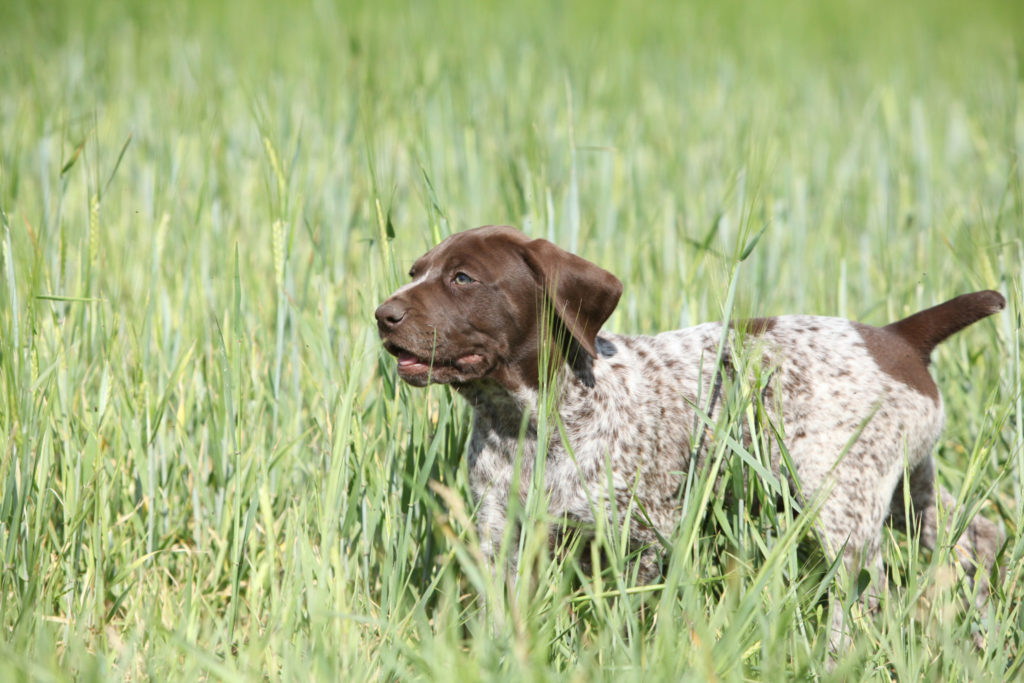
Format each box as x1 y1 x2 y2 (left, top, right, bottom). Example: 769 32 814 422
376 225 1004 636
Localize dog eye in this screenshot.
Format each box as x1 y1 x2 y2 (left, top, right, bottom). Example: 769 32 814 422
453 272 474 285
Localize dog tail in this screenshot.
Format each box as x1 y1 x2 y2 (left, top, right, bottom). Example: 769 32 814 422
885 290 1006 365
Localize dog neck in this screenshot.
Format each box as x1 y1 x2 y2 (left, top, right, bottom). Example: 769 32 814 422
454 349 606 442
454 379 539 436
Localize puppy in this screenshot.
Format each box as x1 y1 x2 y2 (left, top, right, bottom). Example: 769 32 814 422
376 225 1004 639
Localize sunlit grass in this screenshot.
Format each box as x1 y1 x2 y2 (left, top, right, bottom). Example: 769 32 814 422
0 0 1022 679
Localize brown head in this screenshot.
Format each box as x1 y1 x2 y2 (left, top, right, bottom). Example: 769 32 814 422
374 225 623 391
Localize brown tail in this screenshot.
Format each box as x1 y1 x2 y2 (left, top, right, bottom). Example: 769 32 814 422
885 290 1006 365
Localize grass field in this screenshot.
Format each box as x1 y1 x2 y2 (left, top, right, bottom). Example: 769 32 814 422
1 0 1023 679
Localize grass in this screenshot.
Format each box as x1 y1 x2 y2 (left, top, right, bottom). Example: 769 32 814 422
1 0 1023 679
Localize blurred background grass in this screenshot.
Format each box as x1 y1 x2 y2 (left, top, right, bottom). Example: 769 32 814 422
1 0 1022 679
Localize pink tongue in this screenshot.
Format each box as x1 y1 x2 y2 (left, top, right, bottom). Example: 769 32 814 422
397 352 422 367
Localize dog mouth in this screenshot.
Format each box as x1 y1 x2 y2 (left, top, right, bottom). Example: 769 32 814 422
384 342 485 381
396 351 428 371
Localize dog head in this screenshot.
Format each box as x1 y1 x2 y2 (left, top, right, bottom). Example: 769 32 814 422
375 225 623 391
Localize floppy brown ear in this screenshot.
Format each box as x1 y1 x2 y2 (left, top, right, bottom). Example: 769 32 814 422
520 237 623 358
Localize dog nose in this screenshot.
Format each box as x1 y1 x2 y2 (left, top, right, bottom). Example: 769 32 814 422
375 300 407 331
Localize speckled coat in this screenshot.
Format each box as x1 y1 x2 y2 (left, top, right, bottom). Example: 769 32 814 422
375 225 1004 635
462 320 955 580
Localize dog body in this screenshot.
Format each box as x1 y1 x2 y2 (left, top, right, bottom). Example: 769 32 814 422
462 319 951 581
376 225 1003 606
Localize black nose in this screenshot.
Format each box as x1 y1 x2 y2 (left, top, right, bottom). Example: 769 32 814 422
375 300 407 331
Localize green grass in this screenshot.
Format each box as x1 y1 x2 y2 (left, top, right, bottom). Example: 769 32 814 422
1 0 1023 679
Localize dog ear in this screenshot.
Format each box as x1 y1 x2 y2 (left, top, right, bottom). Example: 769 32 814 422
520 238 623 358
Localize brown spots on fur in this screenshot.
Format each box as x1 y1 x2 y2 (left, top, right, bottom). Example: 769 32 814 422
855 323 940 402
782 362 813 399
733 317 778 336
